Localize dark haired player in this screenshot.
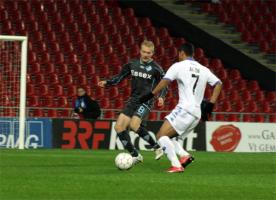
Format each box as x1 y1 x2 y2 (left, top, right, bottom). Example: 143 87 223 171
98 40 167 165
140 43 222 172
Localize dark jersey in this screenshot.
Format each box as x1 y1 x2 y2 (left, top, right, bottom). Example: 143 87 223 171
106 59 167 100
74 94 101 119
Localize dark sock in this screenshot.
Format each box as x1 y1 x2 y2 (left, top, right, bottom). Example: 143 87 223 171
137 127 160 149
117 130 139 157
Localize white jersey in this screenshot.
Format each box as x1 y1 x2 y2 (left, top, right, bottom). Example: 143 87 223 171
163 58 221 118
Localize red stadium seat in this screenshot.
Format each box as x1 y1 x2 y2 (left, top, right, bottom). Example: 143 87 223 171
93 88 104 99
242 115 253 122
215 114 225 121
32 109 44 117
269 115 276 123
210 59 223 72
229 69 242 80
59 110 70 118
220 101 232 112
55 96 69 108
260 101 271 113
100 98 111 109
222 79 233 91
267 92 276 102
44 63 55 74
194 48 205 60
104 111 116 119
37 84 49 96
70 64 82 75
34 74 45 85
41 96 54 107
248 80 260 91
245 101 258 112
254 91 265 101
242 91 253 101
160 112 169 120
48 74 59 85
75 75 87 85
51 84 63 96
140 17 152 28
46 109 58 118
199 57 209 67
113 98 124 109
255 115 265 122
29 62 40 74
228 114 240 122
66 85 77 97
148 112 158 121
109 88 119 99
27 96 40 107
235 80 247 91
27 84 35 96
62 74 73 86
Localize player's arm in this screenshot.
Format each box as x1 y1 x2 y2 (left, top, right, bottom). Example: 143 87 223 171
139 79 170 103
157 69 168 98
153 79 170 96
201 70 222 121
139 64 177 103
155 66 169 107
210 82 222 104
98 62 131 88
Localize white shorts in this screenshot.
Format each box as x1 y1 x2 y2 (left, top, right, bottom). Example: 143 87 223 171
165 106 200 138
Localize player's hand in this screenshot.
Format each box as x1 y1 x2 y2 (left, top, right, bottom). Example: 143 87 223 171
139 92 154 103
201 100 214 121
79 108 83 113
157 97 165 107
98 81 107 88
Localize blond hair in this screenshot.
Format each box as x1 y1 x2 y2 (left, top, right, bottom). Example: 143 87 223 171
141 40 155 52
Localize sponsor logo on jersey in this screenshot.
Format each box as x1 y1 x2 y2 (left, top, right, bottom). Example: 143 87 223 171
145 66 152 72
131 70 152 79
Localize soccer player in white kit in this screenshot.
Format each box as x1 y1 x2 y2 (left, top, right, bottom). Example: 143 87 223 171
139 43 222 173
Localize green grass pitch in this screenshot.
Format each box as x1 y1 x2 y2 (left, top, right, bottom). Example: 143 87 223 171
0 149 275 200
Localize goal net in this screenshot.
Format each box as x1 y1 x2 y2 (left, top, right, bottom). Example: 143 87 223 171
0 35 28 149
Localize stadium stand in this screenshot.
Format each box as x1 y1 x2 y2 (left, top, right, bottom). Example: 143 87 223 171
201 0 276 54
0 0 275 122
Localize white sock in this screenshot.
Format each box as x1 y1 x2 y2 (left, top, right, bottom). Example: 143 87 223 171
158 136 181 167
172 139 190 157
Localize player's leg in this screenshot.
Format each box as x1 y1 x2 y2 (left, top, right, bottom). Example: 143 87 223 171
172 139 190 157
115 113 139 157
129 116 159 150
172 139 195 168
129 115 163 160
130 104 163 159
156 120 184 172
177 118 199 167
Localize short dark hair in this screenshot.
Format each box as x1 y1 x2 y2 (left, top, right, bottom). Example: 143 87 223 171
178 43 194 56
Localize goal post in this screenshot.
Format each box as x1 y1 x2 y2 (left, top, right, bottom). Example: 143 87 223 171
0 35 28 149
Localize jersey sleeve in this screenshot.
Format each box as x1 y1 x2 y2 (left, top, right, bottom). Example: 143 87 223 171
106 62 131 86
155 64 168 98
163 63 178 81
207 69 222 86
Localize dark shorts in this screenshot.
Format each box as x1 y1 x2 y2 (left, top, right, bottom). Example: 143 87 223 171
121 99 153 120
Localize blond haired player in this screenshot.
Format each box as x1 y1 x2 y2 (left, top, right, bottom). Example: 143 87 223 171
98 40 167 164
140 43 222 172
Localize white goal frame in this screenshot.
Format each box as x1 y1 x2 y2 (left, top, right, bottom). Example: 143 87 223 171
0 35 28 149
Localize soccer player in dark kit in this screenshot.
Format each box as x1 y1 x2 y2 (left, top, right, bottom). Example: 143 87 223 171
98 40 167 165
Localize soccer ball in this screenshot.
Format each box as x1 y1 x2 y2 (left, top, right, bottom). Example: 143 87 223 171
115 153 133 170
